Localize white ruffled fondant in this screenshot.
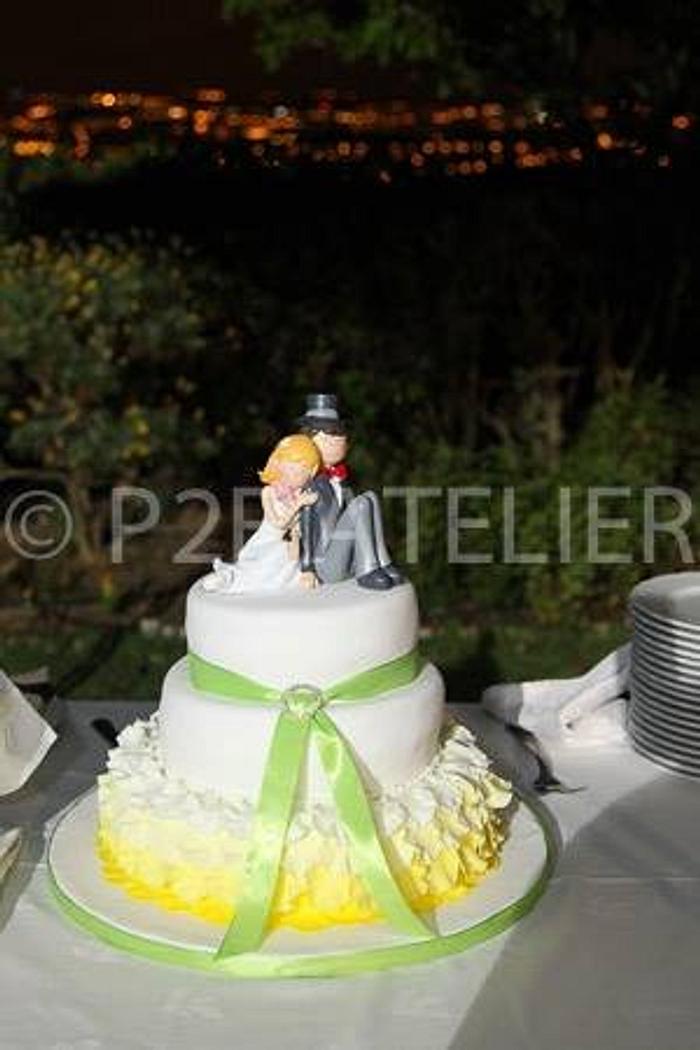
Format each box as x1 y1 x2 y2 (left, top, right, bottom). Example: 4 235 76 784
99 714 513 876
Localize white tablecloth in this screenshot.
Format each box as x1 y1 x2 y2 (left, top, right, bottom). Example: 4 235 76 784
1 701 699 1050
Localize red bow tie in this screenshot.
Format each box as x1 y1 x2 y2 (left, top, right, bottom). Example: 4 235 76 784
322 462 349 481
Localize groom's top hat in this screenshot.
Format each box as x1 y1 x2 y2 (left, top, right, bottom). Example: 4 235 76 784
297 393 347 435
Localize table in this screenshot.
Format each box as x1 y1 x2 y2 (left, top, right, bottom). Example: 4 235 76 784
1 700 699 1050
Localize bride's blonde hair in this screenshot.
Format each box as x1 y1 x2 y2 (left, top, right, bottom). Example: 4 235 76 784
258 433 322 484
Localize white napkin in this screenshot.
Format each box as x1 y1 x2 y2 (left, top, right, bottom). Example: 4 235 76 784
0 828 22 888
480 643 631 751
0 669 57 796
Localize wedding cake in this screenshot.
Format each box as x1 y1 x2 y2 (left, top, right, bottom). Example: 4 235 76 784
85 396 519 963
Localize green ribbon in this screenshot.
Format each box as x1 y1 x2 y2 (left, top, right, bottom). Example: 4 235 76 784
186 647 433 959
188 646 425 706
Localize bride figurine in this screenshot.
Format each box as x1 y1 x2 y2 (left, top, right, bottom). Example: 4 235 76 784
203 434 320 594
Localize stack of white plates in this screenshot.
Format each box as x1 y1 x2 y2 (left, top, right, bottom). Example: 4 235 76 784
628 572 700 777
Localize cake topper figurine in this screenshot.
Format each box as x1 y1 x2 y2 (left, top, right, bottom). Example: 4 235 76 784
297 393 403 591
204 394 403 593
203 434 320 593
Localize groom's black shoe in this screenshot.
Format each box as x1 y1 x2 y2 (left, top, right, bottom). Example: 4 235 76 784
382 563 405 586
357 567 394 590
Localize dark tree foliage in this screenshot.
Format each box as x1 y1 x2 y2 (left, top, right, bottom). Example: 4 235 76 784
222 0 700 105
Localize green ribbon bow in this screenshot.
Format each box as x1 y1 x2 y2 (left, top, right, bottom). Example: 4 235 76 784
187 647 434 959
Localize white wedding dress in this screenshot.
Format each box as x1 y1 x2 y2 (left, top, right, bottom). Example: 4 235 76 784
203 488 303 594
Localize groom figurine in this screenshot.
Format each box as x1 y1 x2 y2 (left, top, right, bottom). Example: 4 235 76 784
297 393 404 591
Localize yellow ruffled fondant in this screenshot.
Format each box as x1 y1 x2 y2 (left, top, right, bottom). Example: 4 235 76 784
97 807 507 932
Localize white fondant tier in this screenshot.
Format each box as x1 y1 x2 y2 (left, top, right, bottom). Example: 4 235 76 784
186 577 419 689
159 657 445 802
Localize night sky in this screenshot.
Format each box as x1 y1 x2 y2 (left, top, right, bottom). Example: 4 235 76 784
0 1 410 99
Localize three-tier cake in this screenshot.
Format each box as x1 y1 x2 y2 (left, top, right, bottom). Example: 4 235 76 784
50 400 551 975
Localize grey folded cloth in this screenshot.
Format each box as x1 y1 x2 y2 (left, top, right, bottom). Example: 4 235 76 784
480 644 631 746
479 644 632 784
0 669 57 796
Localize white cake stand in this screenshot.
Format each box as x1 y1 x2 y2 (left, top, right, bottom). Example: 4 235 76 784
48 789 555 978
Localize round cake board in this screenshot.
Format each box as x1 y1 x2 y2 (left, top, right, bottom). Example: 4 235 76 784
48 788 555 978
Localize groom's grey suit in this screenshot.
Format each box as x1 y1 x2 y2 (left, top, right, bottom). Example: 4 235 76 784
299 476 392 583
